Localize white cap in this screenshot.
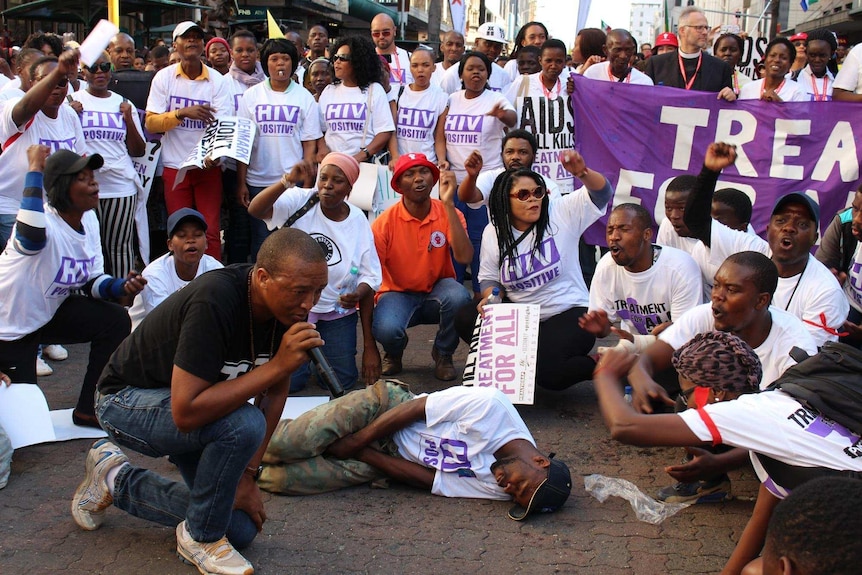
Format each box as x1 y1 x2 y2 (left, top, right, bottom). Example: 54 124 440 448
173 21 204 41
475 23 507 44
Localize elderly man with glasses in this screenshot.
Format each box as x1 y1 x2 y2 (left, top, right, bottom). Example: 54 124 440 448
645 6 735 100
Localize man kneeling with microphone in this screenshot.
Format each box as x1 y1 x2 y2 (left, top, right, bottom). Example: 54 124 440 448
71 228 329 575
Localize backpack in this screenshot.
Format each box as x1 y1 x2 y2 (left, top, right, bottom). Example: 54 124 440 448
766 342 862 437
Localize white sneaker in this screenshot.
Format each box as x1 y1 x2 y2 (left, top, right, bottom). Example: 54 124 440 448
36 356 53 377
43 344 69 361
176 521 254 575
71 439 129 530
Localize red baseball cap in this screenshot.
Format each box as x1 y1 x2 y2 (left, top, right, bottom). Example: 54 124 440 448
390 153 440 194
655 32 678 48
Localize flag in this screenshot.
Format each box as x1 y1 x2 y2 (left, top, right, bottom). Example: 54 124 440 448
267 10 284 39
448 0 465 36
800 0 808 11
577 0 592 34
601 19 611 33
107 0 120 26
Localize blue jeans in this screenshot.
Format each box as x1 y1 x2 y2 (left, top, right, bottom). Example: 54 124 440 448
96 387 264 548
372 278 471 356
248 185 273 261
290 312 359 393
0 212 16 249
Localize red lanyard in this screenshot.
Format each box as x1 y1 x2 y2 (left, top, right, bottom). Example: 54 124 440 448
390 50 403 83
761 79 786 99
678 52 703 90
732 70 740 95
541 76 561 99
809 73 830 101
607 64 631 83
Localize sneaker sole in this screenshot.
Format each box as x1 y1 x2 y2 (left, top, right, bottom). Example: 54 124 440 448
176 545 254 575
71 439 121 531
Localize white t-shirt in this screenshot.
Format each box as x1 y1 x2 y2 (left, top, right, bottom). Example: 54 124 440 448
659 303 817 388
503 58 519 82
0 102 87 214
796 65 834 101
468 166 562 211
478 187 604 319
589 245 703 335
445 90 514 183
738 78 811 102
708 222 849 347
145 64 234 168
439 61 510 94
582 62 655 86
678 390 862 498
392 386 535 500
843 241 862 314
0 207 104 340
393 84 448 162
503 72 576 194
430 62 451 88
379 47 413 90
70 90 144 199
318 82 395 156
833 43 862 94
265 187 382 315
238 80 322 187
128 251 223 330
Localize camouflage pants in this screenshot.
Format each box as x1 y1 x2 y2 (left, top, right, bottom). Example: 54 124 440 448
259 379 415 495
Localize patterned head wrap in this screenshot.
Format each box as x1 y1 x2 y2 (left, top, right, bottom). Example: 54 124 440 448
671 331 762 393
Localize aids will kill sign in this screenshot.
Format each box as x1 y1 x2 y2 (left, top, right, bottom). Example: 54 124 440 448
462 303 540 404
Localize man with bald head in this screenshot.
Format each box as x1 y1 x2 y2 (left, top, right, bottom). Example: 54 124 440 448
109 33 136 71
644 6 734 100
301 24 329 71
583 29 654 85
371 13 412 89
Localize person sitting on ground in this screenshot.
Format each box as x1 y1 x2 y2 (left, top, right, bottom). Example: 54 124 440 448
248 152 382 392
814 183 862 347
455 152 613 390
743 476 862 575
127 208 222 330
580 203 703 350
71 228 329 575
595 332 862 575
684 142 848 347
0 146 145 427
628 251 817 506
371 153 473 381
258 380 572 522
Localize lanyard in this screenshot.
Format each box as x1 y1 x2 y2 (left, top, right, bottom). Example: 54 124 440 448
541 76 561 99
732 70 740 95
390 50 403 83
761 79 786 99
678 52 702 90
809 73 830 101
607 65 631 83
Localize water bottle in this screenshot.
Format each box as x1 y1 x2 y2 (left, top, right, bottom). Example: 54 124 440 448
486 287 502 305
623 385 633 405
336 266 359 315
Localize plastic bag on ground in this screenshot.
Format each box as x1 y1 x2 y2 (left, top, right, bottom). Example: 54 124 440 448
584 473 691 524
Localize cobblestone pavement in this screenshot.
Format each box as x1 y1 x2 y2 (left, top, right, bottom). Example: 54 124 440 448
1 325 757 574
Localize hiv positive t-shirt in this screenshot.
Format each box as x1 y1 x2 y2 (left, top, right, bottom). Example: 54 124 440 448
445 90 514 183
393 84 449 162
318 82 394 156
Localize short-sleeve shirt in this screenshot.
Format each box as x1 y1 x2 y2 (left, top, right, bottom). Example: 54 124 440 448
318 82 394 156
393 84 448 162
738 78 811 102
582 62 655 86
392 386 535 500
833 43 862 94
444 90 514 183
372 199 467 297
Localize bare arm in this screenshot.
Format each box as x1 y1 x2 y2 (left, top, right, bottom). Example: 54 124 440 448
12 50 79 127
355 446 436 489
120 102 146 157
434 108 449 171
721 484 780 575
627 339 676 413
684 142 738 246
457 151 483 203
832 88 862 102
326 396 429 459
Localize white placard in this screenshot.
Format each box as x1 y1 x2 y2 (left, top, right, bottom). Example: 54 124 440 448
175 116 256 187
78 20 119 66
0 384 55 448
461 303 541 404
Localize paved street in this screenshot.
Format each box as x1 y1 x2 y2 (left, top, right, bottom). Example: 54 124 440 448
1 325 757 574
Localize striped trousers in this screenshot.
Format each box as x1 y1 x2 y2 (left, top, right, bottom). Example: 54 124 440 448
96 195 137 278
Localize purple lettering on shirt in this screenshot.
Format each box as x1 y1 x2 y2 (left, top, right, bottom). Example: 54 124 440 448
500 237 562 289
80 111 125 130
38 138 77 152
255 104 300 123
53 256 97 285
444 114 484 132
325 103 366 120
397 107 435 129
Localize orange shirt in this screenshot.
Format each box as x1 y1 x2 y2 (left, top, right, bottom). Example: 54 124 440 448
372 199 468 297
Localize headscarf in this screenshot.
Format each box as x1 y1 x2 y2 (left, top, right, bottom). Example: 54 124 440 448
319 153 360 187
671 331 762 393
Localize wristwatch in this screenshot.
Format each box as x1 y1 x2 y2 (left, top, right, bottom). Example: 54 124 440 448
245 464 263 480
361 147 372 160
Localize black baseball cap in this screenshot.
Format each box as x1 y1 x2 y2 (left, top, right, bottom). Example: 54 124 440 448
772 192 820 228
43 150 103 194
508 456 572 521
167 207 207 237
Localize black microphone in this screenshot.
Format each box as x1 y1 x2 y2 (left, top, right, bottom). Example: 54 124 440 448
308 347 345 398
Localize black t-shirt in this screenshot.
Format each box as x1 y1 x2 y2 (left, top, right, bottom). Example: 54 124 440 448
99 264 284 395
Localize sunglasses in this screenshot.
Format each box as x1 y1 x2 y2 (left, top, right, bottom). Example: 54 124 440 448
371 29 393 38
86 62 112 73
331 54 352 62
509 187 547 202
793 41 807 47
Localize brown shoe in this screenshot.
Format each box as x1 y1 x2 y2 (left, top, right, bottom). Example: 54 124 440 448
381 352 403 376
432 348 456 381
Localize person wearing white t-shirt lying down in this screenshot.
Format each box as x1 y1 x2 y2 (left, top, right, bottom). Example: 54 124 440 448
594 332 862 575
128 208 222 331
683 142 849 348
260 383 573 522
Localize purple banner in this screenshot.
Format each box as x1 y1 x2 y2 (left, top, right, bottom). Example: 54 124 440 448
571 74 861 245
